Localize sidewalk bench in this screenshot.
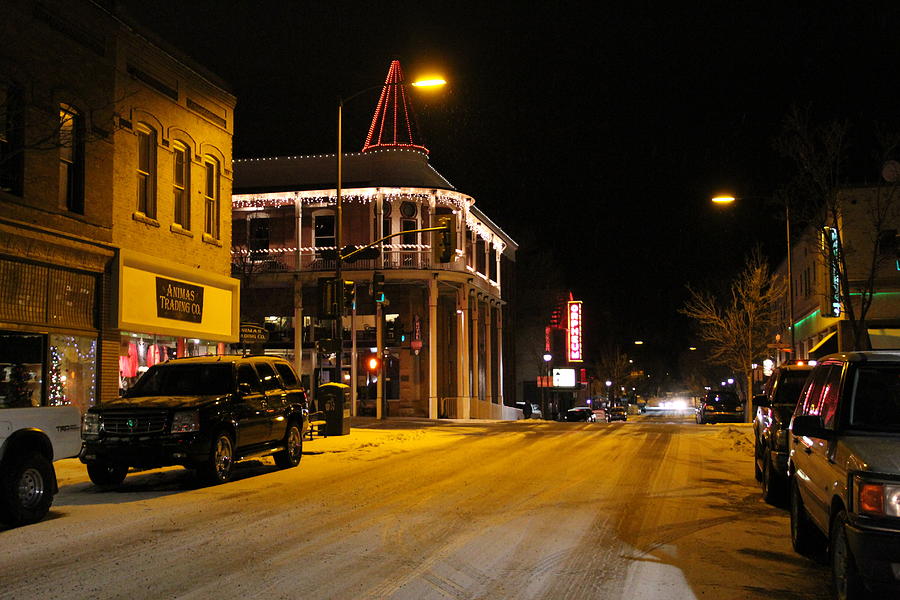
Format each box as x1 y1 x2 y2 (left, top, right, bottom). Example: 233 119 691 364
306 411 327 440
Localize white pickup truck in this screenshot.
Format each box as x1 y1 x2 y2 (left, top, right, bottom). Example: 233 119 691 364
0 406 82 527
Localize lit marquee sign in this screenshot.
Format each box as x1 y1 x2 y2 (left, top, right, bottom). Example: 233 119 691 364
567 300 583 362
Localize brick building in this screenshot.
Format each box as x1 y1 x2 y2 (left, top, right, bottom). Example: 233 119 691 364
1 0 238 412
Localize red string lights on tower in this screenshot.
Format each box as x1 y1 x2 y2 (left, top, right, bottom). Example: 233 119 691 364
361 60 429 154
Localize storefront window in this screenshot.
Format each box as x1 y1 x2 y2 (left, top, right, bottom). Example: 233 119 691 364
0 332 44 408
119 333 224 393
49 334 96 413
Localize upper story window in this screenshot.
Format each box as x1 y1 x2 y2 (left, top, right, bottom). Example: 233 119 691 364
382 200 392 237
314 213 335 247
203 156 220 238
0 86 24 196
136 125 157 218
173 142 190 228
59 103 84 214
249 217 270 257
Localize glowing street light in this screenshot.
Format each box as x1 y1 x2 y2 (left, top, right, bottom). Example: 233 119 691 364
711 195 736 204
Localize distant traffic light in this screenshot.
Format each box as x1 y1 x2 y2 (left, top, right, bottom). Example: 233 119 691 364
342 280 355 311
365 355 380 372
432 214 456 263
318 277 336 318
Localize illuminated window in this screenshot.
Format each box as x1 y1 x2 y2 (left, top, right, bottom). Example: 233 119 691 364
59 104 84 213
173 142 190 228
0 86 23 196
203 156 219 238
136 125 157 217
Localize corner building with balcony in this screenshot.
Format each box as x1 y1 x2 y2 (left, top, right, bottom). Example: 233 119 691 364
1 0 238 413
232 61 517 419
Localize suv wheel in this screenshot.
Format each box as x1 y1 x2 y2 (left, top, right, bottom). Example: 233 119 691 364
86 461 128 486
831 510 867 600
274 423 303 469
761 454 786 506
0 452 54 527
199 431 234 485
790 477 820 556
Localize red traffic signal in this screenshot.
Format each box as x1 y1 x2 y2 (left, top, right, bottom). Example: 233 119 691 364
366 355 380 372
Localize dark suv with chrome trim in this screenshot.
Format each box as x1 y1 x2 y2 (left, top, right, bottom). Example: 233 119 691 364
696 389 743 424
789 352 900 599
80 355 308 486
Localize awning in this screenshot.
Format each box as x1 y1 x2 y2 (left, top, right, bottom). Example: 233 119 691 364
808 331 838 359
869 328 900 350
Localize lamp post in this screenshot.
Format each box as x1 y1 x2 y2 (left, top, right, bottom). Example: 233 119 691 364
331 74 445 392
542 352 552 420
711 194 795 355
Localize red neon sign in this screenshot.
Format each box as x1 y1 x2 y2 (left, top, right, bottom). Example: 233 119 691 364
567 300 583 362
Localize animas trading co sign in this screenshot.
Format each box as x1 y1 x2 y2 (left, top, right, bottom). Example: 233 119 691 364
567 300 583 362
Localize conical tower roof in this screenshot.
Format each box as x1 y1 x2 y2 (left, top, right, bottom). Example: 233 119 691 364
361 60 429 154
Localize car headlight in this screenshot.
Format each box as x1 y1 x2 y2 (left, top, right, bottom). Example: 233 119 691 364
82 412 101 436
855 475 900 518
170 410 200 433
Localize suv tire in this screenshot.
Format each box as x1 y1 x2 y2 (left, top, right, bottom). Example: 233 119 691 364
198 431 234 485
274 423 303 469
831 510 866 600
86 461 128 486
0 452 54 527
790 477 819 557
761 454 786 506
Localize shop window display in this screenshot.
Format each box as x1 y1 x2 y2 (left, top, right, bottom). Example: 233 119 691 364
119 333 224 393
48 334 96 413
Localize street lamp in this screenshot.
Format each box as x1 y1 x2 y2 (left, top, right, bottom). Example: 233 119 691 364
711 193 795 355
332 72 445 391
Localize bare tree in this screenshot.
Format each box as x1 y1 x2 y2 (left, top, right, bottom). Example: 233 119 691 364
775 106 900 350
680 251 786 419
592 343 635 403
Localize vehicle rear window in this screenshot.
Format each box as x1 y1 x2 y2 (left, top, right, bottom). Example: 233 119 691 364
773 370 811 406
274 362 298 387
707 391 739 405
129 363 233 397
849 365 900 430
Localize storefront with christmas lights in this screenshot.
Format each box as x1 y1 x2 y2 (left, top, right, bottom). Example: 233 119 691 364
115 250 240 392
0 235 113 415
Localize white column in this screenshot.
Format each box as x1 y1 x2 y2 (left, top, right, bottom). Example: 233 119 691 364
485 301 493 411
471 294 480 418
457 285 470 419
496 303 504 407
428 276 438 419
293 274 303 377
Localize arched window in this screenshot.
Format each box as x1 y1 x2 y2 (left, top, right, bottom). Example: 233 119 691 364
136 124 157 218
203 155 220 238
173 142 190 228
59 103 84 213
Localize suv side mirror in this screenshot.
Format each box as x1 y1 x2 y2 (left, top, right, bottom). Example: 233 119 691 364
791 415 832 439
754 394 770 408
238 382 253 396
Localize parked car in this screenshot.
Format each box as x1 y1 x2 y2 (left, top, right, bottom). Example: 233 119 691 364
564 406 595 422
788 352 900 599
696 390 743 424
81 355 309 486
0 405 81 527
603 405 627 422
753 362 814 504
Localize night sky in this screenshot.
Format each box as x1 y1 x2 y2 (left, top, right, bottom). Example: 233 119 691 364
121 1 900 365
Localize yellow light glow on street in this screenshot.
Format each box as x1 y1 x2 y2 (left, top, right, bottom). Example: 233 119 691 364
411 78 447 88
712 195 736 204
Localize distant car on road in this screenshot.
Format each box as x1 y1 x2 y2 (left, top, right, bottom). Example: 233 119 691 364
603 405 627 422
753 362 813 504
788 352 900 599
696 390 743 424
81 355 308 486
564 407 595 422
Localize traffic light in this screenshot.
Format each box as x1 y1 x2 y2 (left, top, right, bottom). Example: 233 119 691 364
372 272 385 303
318 277 336 318
432 214 456 263
342 280 355 311
365 354 380 372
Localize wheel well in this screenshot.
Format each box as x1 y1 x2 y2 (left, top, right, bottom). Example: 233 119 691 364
0 430 54 470
829 496 847 537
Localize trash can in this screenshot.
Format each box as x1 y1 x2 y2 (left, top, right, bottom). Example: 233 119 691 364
317 382 351 436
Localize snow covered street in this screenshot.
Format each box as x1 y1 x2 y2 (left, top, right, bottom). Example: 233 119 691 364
1 415 830 599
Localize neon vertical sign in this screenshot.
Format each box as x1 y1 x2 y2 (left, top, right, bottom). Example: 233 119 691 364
567 300 583 362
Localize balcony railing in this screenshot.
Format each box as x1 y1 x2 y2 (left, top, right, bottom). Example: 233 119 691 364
232 247 470 276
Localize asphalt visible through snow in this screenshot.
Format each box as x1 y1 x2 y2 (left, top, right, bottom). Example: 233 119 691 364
0 414 830 599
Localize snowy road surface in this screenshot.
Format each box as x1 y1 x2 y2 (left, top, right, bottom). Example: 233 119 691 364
1 415 830 599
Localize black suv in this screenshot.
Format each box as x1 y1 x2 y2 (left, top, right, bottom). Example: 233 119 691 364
696 389 743 424
81 355 309 485
753 362 813 504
